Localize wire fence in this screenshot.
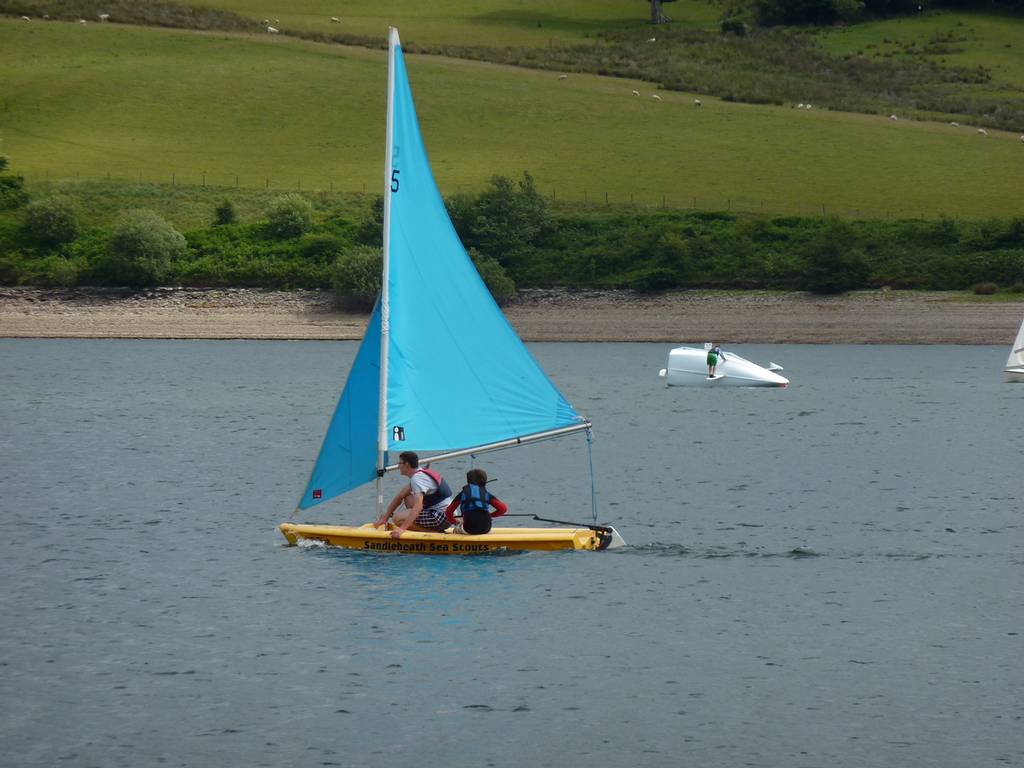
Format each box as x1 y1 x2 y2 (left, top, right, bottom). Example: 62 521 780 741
17 170 994 222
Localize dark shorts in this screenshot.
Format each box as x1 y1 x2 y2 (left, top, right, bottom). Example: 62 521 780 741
707 353 718 366
414 505 450 532
462 509 493 535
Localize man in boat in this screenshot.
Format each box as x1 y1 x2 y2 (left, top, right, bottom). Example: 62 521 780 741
374 451 455 538
707 343 726 377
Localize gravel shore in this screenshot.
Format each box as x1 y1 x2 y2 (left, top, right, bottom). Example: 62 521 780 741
1 287 1021 344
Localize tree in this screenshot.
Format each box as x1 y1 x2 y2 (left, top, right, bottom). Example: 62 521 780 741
214 199 236 226
801 219 869 294
450 172 551 272
332 246 382 311
100 210 186 287
266 193 313 239
0 155 28 210
649 0 676 25
25 197 80 247
469 248 516 305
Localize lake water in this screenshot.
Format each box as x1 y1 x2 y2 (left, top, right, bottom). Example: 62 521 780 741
1 340 1021 768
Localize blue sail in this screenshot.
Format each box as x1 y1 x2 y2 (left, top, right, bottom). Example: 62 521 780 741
384 42 582 453
298 302 381 510
299 32 583 510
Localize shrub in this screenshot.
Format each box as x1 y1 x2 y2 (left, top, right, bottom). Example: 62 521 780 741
0 175 28 210
25 255 82 287
356 195 384 246
628 267 680 293
99 210 187 287
25 196 80 247
214 199 236 226
469 249 516 305
800 220 869 294
332 246 382 311
266 193 313 239
972 282 998 295
299 233 345 262
1009 282 1024 294
451 172 552 271
0 155 8 172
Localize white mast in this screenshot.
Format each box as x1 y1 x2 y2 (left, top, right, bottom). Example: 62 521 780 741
376 27 399 516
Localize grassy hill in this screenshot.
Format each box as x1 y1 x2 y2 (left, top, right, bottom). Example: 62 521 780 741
2 17 1023 219
200 0 703 46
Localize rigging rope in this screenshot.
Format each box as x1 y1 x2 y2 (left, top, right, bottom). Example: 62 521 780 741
586 427 598 525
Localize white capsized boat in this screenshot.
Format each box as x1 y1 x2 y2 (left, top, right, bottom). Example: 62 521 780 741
659 345 789 387
1005 314 1024 383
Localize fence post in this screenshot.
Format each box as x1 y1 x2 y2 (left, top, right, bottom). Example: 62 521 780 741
236 175 239 188
202 172 206 187
605 191 608 205
266 178 269 189
584 190 587 203
172 172 175 187
821 203 826 216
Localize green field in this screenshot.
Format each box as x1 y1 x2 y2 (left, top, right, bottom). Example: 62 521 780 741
193 0 720 46
2 17 1023 218
820 11 1024 107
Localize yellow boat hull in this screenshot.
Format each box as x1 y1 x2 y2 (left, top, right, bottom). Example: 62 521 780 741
279 522 615 553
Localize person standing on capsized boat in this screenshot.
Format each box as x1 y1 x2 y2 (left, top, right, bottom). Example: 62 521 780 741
707 343 726 377
445 468 508 535
374 451 454 538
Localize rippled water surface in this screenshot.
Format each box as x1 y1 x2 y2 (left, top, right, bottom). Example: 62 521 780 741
1 340 1021 767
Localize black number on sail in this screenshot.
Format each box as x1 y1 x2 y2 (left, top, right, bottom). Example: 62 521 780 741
391 169 400 193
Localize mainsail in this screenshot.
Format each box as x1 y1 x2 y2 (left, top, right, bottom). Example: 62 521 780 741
1005 314 1024 382
299 29 586 511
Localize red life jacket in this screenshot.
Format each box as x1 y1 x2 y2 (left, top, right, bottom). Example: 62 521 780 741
415 468 452 508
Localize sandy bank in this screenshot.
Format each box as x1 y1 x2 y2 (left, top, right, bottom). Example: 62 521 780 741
1 287 1021 344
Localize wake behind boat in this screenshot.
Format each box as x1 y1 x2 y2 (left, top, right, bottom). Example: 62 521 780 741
279 28 623 554
659 345 789 387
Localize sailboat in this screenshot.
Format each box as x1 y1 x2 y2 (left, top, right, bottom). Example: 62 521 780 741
1005 314 1024 383
279 28 624 554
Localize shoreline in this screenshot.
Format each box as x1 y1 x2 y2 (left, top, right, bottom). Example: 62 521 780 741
1 287 1021 344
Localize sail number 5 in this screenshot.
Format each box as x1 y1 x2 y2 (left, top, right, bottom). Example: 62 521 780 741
391 170 400 193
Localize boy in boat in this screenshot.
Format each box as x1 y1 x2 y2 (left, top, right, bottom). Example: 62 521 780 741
707 343 726 377
444 468 508 535
374 451 454 538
